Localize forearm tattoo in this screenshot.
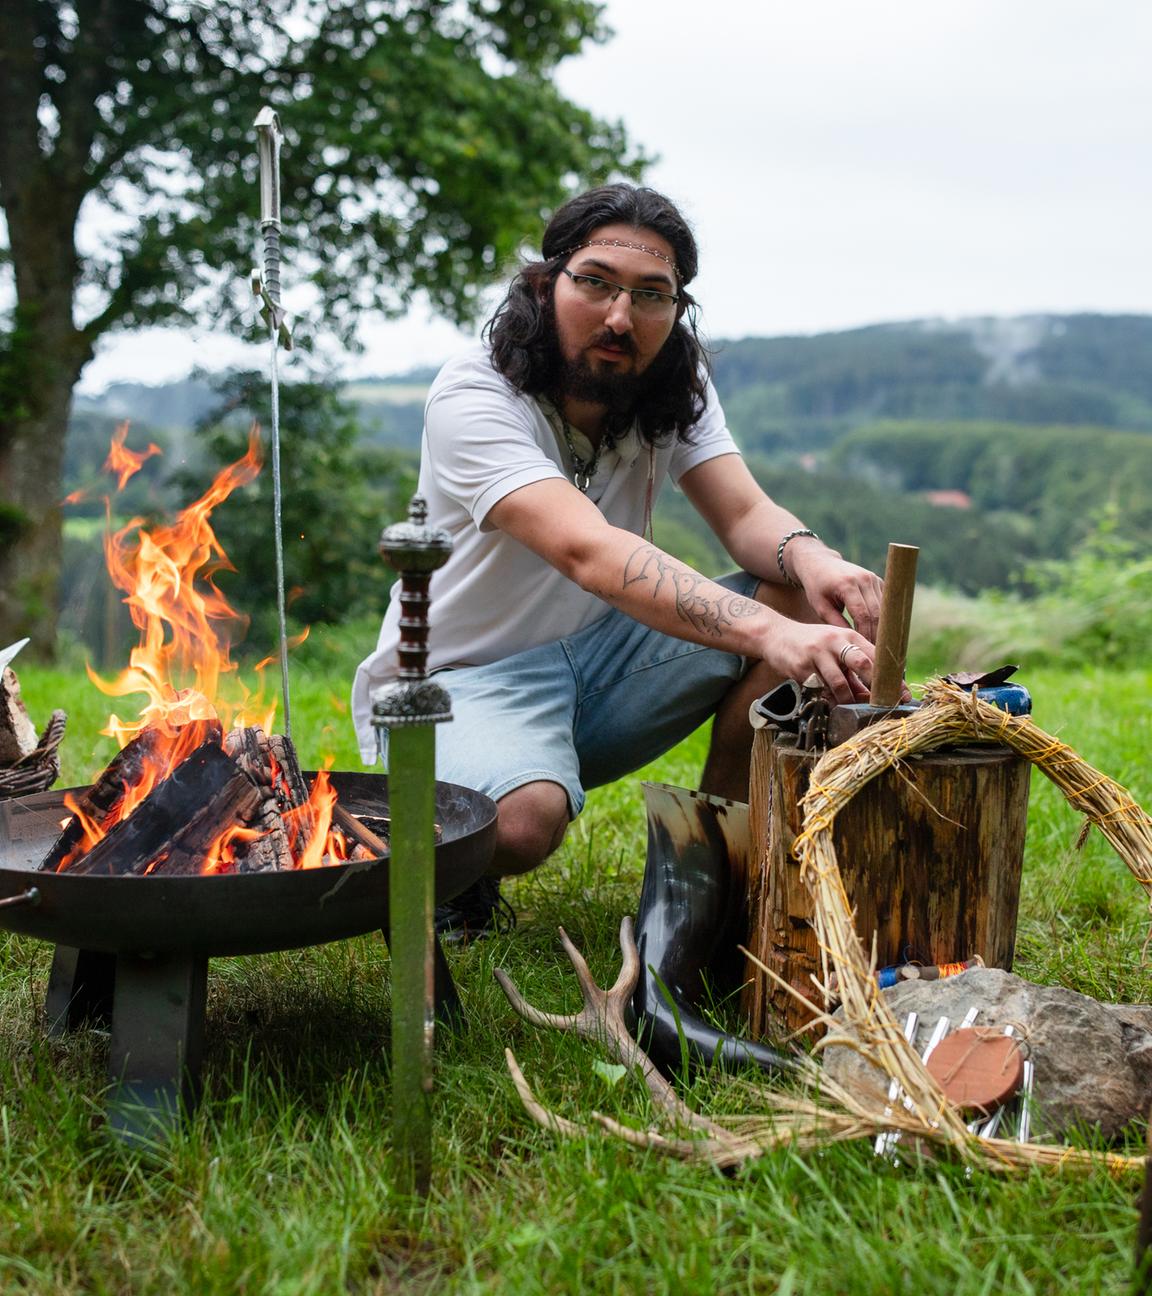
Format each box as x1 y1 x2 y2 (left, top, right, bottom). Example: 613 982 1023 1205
622 545 763 637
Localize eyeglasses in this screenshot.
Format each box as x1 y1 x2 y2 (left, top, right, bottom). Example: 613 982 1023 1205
559 268 679 318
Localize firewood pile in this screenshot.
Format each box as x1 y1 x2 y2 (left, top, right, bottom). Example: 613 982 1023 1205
0 651 65 801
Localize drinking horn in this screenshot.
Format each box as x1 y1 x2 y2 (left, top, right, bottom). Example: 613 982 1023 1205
632 782 795 1075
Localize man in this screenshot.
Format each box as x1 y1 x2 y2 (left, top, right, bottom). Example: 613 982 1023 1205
353 183 884 938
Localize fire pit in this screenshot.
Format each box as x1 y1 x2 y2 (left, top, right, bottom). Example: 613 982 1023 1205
0 772 496 1141
2 417 500 1142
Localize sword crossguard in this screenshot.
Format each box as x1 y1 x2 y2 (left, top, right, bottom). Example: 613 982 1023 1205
251 270 294 349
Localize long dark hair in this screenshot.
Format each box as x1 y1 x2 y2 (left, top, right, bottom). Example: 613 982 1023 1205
484 184 711 445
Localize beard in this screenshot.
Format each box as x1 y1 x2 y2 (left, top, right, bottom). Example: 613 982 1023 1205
558 332 650 426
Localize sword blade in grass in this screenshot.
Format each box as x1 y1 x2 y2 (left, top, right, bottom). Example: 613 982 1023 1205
387 724 437 1195
373 497 453 1198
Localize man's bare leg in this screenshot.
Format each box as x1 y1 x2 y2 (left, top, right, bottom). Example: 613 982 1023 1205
699 581 820 803
489 780 570 876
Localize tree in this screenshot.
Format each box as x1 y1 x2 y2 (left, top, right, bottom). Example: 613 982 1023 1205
0 0 640 651
187 371 418 649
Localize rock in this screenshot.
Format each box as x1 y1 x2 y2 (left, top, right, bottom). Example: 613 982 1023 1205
822 967 1152 1139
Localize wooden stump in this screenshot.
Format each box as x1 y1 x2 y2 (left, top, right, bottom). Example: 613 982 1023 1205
743 735 1031 1036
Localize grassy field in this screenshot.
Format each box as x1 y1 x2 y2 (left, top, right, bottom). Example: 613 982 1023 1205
2 653 1151 1294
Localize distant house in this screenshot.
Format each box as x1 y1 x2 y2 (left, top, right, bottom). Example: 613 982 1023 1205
923 489 973 509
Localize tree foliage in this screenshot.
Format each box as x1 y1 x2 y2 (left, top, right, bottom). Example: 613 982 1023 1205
182 372 417 652
0 0 640 649
835 420 1152 563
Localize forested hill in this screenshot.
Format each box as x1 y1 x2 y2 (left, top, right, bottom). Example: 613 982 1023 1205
711 313 1152 456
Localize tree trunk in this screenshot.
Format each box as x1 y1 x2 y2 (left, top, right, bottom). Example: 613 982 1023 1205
0 0 95 654
0 326 87 655
0 183 92 654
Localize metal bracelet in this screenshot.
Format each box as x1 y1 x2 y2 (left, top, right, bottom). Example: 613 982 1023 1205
776 527 820 588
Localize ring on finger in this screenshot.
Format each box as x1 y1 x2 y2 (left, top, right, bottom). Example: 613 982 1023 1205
838 642 863 669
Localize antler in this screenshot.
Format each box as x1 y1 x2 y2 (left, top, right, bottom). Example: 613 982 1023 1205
495 915 763 1165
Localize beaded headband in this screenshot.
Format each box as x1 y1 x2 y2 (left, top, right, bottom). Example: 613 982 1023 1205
554 237 681 279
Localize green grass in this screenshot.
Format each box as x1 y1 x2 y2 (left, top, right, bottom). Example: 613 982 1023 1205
3 658 1151 1293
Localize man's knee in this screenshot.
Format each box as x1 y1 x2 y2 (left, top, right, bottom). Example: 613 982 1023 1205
492 780 571 876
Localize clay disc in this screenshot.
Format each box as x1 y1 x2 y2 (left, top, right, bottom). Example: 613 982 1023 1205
925 1028 1025 1114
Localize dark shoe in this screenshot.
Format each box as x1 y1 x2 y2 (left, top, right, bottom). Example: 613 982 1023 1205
434 876 516 945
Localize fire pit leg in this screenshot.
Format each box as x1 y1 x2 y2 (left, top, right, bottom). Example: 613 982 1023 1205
431 936 464 1029
381 928 464 1030
45 946 116 1035
105 952 208 1144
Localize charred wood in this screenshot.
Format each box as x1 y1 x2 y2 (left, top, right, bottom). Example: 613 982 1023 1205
62 742 257 876
147 766 266 876
40 719 222 872
331 803 389 859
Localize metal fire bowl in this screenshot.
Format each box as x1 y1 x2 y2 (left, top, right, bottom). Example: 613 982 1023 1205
0 772 496 958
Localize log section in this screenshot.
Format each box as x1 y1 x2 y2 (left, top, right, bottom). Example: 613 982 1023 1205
744 736 1031 1036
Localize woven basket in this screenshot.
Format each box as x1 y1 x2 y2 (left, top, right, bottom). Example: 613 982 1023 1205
0 710 66 800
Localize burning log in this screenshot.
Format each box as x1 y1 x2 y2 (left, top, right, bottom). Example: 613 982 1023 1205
42 720 390 878
60 743 260 876
41 719 222 872
222 726 292 871
331 804 388 860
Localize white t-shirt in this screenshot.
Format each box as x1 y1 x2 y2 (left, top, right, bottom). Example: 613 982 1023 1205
351 343 740 759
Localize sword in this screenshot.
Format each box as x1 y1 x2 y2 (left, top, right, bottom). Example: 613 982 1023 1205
252 106 294 737
372 496 453 1198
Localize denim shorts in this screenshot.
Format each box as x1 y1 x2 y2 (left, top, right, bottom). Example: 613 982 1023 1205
376 572 757 817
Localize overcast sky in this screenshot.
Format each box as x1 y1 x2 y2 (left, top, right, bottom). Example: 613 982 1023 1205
78 0 1149 392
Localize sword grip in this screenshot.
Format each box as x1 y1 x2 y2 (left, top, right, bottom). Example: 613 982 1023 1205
379 497 452 684
261 223 283 310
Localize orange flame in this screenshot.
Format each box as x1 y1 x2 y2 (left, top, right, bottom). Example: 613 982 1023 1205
104 421 162 489
91 426 266 744
58 428 360 874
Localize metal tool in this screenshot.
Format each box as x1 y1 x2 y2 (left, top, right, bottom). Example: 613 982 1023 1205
0 639 29 676
749 675 829 751
1016 1057 1035 1144
252 107 294 737
372 497 453 1197
874 1010 919 1155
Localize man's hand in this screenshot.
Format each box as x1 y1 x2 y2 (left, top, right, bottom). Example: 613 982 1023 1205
788 545 884 643
751 615 874 705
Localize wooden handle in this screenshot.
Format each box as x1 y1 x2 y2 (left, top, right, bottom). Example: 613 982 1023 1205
869 543 919 707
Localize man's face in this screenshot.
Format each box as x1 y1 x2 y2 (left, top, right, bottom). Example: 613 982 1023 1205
550 222 681 408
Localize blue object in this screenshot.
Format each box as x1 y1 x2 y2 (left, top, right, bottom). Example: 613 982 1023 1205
975 683 1032 715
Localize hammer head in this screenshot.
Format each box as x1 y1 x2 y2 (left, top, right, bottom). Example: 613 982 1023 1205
826 701 920 748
